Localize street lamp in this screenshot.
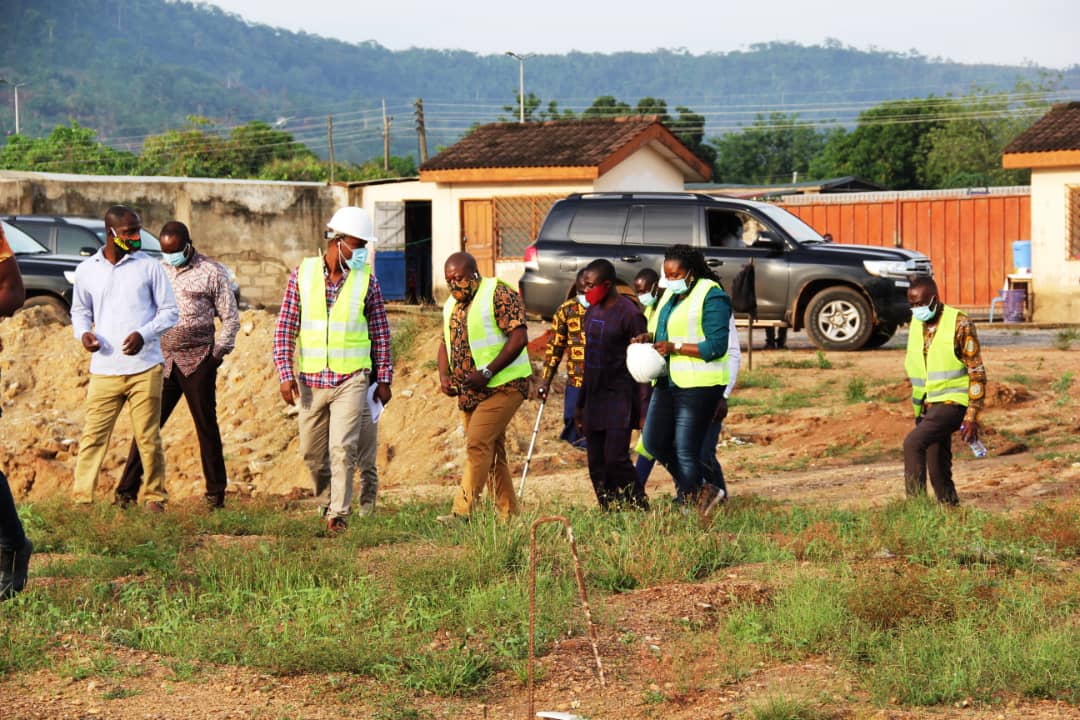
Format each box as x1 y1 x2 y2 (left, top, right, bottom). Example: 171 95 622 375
504 51 534 124
0 78 29 135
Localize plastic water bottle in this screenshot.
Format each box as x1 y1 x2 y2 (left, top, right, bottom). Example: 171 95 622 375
960 423 987 458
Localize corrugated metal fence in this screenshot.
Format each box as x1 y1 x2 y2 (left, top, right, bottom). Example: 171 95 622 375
780 188 1031 309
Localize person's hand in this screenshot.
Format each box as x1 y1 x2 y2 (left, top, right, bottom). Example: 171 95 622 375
439 375 459 397
653 341 674 357
463 370 489 391
375 382 392 405
960 419 979 443
536 380 551 400
81 332 101 353
121 332 144 355
713 396 729 424
279 379 299 406
631 333 652 344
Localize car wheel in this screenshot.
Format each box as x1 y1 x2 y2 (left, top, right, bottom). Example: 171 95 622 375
20 295 71 323
864 322 899 349
804 287 873 351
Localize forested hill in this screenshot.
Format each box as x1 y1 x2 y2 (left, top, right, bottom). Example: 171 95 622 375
3 0 1077 162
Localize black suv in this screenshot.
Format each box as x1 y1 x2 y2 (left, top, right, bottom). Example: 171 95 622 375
1 215 162 258
518 193 932 351
3 220 81 317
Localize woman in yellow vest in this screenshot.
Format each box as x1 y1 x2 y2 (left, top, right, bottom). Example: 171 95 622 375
903 277 986 505
635 245 733 507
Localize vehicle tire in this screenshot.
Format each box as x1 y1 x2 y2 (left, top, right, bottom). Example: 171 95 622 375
863 322 899 349
20 295 71 323
804 287 874 351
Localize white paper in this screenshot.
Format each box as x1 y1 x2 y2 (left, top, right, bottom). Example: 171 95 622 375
367 382 384 424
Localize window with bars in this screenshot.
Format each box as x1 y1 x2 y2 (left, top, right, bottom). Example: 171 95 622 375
1070 185 1080 260
494 195 561 259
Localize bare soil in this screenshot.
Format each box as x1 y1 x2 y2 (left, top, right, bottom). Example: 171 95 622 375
3 306 1079 719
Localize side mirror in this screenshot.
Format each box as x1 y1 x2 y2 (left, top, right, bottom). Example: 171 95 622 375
80 247 97 256
754 231 784 250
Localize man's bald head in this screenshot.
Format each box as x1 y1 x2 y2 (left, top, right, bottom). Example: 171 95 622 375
444 252 478 280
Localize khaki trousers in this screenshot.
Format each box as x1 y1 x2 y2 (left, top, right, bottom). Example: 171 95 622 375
451 386 523 518
298 372 376 519
73 366 166 504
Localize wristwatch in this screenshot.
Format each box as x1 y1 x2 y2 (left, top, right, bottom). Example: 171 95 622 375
479 365 493 380
674 342 684 353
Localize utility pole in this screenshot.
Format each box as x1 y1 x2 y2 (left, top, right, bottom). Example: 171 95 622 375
327 115 335 184
414 98 428 163
382 98 393 172
505 52 534 124
0 79 29 135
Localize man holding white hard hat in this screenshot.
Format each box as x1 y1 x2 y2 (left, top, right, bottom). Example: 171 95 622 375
273 207 394 533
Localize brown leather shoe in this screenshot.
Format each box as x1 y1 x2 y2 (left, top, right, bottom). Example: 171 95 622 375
145 501 165 514
326 517 347 536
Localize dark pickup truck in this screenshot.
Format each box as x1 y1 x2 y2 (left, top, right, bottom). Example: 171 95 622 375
518 193 932 350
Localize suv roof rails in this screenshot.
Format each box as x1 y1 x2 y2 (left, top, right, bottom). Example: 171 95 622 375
567 192 717 201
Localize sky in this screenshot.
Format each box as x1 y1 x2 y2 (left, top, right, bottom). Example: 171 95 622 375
202 0 1079 69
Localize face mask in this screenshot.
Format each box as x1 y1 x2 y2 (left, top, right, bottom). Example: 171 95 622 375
340 241 368 271
162 244 191 267
911 297 938 323
576 293 589 309
584 282 609 307
666 277 689 295
638 292 657 308
449 275 480 303
111 229 142 252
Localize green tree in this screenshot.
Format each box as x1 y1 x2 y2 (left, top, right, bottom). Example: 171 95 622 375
582 95 631 118
0 122 136 174
500 92 543 122
711 112 825 184
810 97 957 189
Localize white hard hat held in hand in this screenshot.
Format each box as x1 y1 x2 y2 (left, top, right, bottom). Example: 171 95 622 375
327 206 377 243
626 342 667 383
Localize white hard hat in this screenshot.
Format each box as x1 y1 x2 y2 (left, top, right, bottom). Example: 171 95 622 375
327 206 377 243
626 343 667 383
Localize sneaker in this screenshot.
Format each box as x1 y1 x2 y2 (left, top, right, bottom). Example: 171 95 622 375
436 513 467 525
357 501 376 518
12 539 32 593
326 517 348 536
697 484 726 520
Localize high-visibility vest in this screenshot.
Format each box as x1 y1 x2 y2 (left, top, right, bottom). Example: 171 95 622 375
654 279 730 388
297 257 372 374
442 277 532 387
905 305 969 418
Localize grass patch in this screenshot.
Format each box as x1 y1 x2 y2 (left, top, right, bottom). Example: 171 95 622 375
1052 371 1074 405
845 377 868 403
739 369 783 389
1055 327 1080 350
1004 372 1031 385
389 316 428 361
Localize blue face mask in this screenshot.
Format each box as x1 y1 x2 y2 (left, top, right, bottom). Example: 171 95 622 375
638 292 657 307
162 245 190 267
666 277 690 295
576 293 589 309
911 296 937 322
340 242 368 271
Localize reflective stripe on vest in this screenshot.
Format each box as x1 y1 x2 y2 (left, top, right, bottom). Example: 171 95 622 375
442 277 532 387
904 305 968 418
297 257 372 374
657 279 729 388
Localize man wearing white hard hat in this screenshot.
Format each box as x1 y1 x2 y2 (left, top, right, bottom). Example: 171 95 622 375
273 207 394 534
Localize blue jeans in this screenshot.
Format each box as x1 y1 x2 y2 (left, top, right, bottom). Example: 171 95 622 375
641 383 725 502
699 420 727 494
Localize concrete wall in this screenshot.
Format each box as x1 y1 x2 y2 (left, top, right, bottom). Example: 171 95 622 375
0 171 349 307
1031 168 1080 321
593 145 685 192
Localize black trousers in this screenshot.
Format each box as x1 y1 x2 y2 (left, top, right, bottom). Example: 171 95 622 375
0 471 27 551
902 403 965 505
117 355 227 502
586 428 646 510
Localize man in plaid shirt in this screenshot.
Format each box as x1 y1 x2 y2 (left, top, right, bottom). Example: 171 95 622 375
273 208 393 533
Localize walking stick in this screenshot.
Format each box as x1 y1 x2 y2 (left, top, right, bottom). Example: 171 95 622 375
517 399 546 499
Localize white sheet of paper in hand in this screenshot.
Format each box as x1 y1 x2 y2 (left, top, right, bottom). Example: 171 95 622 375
366 382 384 424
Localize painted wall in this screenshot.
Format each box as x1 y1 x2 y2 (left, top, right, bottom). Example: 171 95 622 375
1030 168 1080 321
593 144 685 192
0 171 349 307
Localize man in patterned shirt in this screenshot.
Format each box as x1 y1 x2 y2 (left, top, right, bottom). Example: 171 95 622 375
115 221 240 509
437 252 531 521
903 276 987 505
273 207 393 533
1 223 33 600
536 269 587 448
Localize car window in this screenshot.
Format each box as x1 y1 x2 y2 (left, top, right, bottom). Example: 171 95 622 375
623 206 644 245
706 209 746 248
2 221 48 254
643 205 696 246
568 204 628 245
139 230 162 252
57 226 98 255
12 222 52 247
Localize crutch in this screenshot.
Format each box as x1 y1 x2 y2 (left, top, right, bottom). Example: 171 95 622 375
517 399 546 499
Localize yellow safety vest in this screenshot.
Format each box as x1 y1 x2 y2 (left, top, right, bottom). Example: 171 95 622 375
442 277 532 387
297 257 372 374
905 305 969 418
654 279 730 388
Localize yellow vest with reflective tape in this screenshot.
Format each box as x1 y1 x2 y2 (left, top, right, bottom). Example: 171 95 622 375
654 279 730 388
904 305 969 418
442 277 532 387
297 257 372 374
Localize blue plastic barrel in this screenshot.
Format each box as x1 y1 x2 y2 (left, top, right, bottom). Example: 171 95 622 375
1012 240 1031 273
1003 288 1026 323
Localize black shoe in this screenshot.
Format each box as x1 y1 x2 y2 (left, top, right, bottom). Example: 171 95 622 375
112 494 137 509
204 494 225 510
